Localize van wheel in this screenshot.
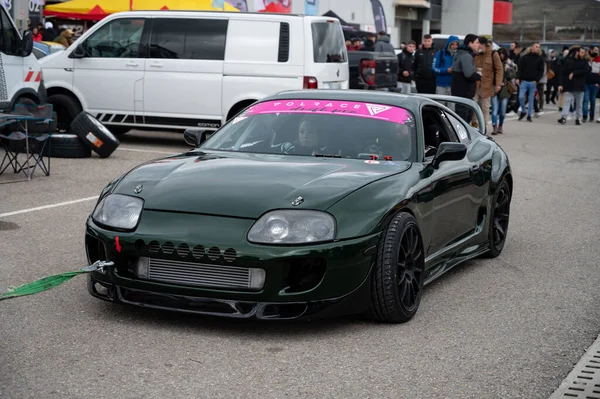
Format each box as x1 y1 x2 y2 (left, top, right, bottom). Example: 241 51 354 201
14 96 37 107
107 126 131 135
47 94 82 132
71 112 120 158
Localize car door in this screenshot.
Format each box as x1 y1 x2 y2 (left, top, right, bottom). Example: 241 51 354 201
420 104 477 258
0 6 23 109
73 17 147 124
143 17 227 129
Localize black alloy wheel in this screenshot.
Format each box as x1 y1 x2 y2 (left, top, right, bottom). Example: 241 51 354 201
485 179 511 258
368 212 425 323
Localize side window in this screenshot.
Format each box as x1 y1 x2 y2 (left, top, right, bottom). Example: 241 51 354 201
150 18 228 60
0 8 19 56
84 18 145 58
445 112 471 144
422 106 458 158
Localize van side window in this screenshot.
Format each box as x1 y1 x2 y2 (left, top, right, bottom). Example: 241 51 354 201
149 18 228 60
83 18 145 58
311 22 346 63
0 8 19 56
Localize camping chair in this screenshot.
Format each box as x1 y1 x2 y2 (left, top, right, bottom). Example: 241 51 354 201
0 103 55 178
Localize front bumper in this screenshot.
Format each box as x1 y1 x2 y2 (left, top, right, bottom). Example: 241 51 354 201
85 211 381 320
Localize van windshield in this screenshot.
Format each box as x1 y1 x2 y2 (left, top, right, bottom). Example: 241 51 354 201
311 21 347 63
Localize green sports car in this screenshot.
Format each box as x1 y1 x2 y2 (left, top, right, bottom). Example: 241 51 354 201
85 90 512 323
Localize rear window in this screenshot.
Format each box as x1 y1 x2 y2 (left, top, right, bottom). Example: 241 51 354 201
311 22 347 63
201 99 417 162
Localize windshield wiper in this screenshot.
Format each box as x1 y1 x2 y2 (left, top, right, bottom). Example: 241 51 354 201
313 153 342 158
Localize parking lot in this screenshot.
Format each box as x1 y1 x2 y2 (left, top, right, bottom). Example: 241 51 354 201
1 106 600 398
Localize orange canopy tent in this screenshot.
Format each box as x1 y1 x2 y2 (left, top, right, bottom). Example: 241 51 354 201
44 0 240 20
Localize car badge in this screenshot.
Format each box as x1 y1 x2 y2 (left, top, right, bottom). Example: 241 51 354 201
134 184 143 194
336 69 340 77
292 196 304 206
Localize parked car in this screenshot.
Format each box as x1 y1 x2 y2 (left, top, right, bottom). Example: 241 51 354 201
348 51 398 90
32 41 66 59
39 11 350 134
85 90 512 323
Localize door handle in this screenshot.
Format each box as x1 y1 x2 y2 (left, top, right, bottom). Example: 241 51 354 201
126 62 139 67
150 63 164 68
469 164 480 174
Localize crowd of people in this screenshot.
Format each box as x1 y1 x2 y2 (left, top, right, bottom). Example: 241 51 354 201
348 33 600 134
28 21 75 48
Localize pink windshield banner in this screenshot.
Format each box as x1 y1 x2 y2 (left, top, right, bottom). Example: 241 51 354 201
243 100 413 124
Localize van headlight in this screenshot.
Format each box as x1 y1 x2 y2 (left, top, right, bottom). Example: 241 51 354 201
247 210 336 244
92 194 144 230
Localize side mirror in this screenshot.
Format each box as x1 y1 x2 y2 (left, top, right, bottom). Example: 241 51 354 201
183 129 212 147
431 142 467 168
20 30 33 57
69 44 86 59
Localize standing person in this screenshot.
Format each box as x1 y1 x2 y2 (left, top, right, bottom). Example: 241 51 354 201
534 50 550 116
546 50 560 105
557 46 570 111
582 45 600 123
451 34 481 123
41 21 57 42
360 34 377 52
473 36 503 127
491 47 517 135
557 46 589 125
31 27 42 42
374 31 395 54
432 35 459 96
509 41 519 61
397 41 416 94
516 42 544 122
413 34 437 93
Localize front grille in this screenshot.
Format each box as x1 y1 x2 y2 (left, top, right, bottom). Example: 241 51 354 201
148 258 252 290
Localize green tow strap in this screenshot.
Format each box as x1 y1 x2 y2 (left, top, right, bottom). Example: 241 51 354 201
0 260 114 302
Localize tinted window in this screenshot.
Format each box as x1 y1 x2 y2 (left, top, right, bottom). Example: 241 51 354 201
202 99 417 162
311 22 347 63
150 18 228 60
84 18 145 58
0 8 19 56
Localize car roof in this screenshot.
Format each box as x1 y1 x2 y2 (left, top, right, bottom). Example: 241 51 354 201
264 90 425 110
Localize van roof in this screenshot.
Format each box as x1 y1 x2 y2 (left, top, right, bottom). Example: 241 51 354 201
103 10 337 20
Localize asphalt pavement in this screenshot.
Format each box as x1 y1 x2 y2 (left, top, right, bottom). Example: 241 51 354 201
1 106 600 399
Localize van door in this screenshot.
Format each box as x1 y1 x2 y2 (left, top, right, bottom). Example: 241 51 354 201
73 17 147 125
0 6 24 109
305 19 349 90
143 17 227 130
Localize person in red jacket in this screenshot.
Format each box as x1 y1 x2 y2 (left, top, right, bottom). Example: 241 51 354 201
32 27 42 42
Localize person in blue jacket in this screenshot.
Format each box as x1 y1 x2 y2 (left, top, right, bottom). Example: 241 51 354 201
433 35 460 96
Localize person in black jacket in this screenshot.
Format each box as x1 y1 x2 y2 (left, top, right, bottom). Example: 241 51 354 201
558 46 590 125
413 34 437 93
516 43 545 122
451 34 481 123
397 41 416 94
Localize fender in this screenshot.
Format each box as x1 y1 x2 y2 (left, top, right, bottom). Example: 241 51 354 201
0 88 41 112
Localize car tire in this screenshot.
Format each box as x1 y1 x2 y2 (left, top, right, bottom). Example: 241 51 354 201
71 112 120 158
367 212 425 323
483 178 511 258
43 134 92 158
47 93 82 132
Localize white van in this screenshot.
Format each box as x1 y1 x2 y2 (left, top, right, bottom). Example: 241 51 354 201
39 11 349 134
0 5 46 112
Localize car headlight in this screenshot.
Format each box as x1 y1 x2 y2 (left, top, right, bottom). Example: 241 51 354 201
92 194 144 230
247 210 336 244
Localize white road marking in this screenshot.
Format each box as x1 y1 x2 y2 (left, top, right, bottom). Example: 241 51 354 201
116 147 180 155
0 196 99 218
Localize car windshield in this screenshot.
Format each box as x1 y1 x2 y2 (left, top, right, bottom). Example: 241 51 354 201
200 99 417 162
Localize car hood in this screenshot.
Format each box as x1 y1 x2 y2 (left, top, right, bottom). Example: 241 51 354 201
112 151 411 219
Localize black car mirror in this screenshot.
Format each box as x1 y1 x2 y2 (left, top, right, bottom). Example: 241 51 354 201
20 30 33 57
432 142 467 168
70 44 86 59
184 129 212 147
